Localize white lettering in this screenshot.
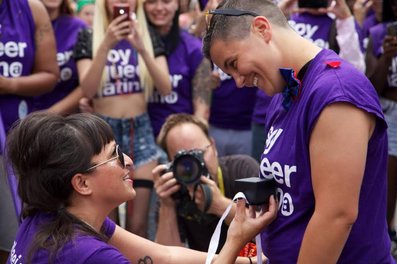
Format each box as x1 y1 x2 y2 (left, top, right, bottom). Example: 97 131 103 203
60 67 72 81
0 41 27 58
263 127 283 155
103 80 142 96
0 61 24 77
148 90 178 104
171 74 183 88
260 158 296 187
9 241 22 264
57 50 73 66
107 49 131 65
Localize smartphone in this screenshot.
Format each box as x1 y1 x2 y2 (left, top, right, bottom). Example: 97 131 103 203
387 21 397 36
113 3 130 21
298 0 329 8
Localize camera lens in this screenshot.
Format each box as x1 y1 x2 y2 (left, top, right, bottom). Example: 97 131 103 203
173 155 201 185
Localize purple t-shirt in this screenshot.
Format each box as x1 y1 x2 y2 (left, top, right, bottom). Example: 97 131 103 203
251 89 272 125
0 0 35 132
369 23 397 88
33 15 87 111
148 30 203 137
100 40 141 97
209 66 257 130
289 13 334 49
7 212 128 264
260 49 392 263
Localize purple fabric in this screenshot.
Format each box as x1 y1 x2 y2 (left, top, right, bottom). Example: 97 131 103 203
0 110 21 218
148 30 203 137
209 67 257 130
100 40 141 97
33 15 87 111
260 49 392 263
289 13 334 49
252 90 272 125
362 12 378 39
0 0 36 133
7 213 129 263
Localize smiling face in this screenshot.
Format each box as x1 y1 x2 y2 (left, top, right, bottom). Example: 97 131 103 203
144 0 178 31
85 141 136 207
209 19 285 96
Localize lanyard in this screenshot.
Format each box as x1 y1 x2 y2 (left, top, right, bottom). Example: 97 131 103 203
217 166 225 196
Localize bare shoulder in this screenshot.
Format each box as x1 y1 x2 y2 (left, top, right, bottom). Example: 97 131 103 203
27 0 51 25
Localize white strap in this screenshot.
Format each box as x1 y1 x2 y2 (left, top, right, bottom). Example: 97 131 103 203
205 192 263 264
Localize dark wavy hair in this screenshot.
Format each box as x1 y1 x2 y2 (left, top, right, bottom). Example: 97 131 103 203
6 112 114 263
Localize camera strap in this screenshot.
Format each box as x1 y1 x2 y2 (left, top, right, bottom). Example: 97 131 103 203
217 166 225 196
195 184 213 213
205 192 263 264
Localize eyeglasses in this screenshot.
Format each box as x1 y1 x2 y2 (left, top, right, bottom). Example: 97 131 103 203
205 8 259 30
192 142 212 154
85 145 125 172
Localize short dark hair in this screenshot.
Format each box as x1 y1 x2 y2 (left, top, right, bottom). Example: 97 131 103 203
157 113 211 154
202 0 289 60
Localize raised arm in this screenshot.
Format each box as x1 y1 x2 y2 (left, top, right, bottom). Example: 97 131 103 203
79 15 131 98
109 195 277 264
127 19 172 96
0 0 58 96
192 58 214 121
365 35 397 94
152 164 185 247
297 103 375 263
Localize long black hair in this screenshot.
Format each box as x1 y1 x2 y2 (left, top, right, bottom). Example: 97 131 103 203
6 112 115 263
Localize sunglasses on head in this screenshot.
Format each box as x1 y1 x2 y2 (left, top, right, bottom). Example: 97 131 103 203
85 145 125 172
205 8 259 30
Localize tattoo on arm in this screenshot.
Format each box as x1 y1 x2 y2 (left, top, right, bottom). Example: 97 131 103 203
137 256 153 264
36 23 52 46
192 58 213 106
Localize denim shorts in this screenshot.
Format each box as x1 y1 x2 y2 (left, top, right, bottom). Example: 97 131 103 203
381 97 397 158
100 113 159 168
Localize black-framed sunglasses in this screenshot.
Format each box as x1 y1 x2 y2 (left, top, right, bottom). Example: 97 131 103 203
85 145 125 172
205 8 259 30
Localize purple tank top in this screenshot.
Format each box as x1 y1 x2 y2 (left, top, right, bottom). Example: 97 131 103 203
251 89 272 125
0 0 35 132
209 66 257 130
289 13 334 49
33 16 87 111
260 49 392 263
148 30 203 137
100 40 141 97
369 23 397 88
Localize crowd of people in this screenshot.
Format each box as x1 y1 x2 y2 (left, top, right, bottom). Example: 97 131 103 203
1 0 397 263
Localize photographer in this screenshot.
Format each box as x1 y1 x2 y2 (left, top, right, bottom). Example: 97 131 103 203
152 113 260 254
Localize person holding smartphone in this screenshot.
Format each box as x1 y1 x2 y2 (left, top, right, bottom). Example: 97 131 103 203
75 0 172 238
366 0 397 253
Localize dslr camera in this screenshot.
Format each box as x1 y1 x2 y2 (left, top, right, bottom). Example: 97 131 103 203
164 149 209 186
